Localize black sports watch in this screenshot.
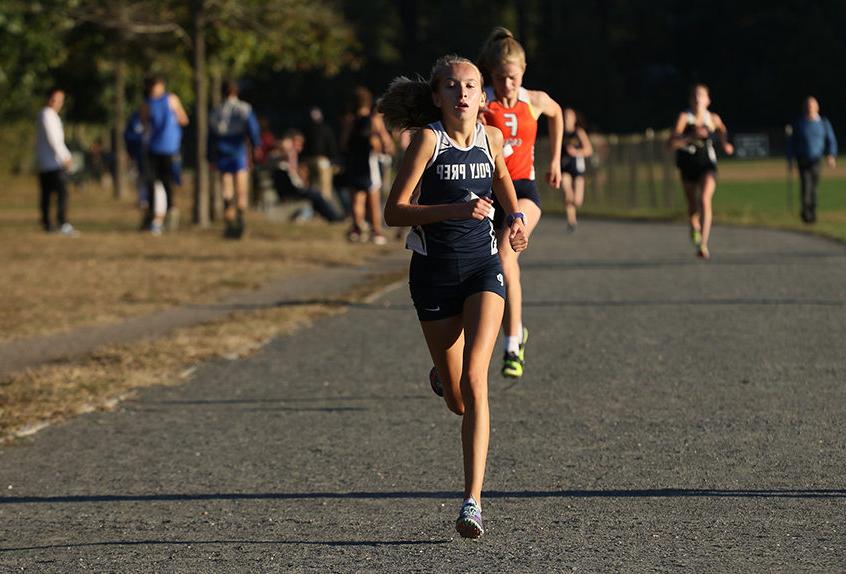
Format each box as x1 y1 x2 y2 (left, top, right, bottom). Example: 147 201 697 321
506 212 526 226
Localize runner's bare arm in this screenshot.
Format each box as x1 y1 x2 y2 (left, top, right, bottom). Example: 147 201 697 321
530 89 563 188
669 112 691 149
372 114 396 156
712 113 734 155
573 127 594 157
487 126 527 251
169 94 189 126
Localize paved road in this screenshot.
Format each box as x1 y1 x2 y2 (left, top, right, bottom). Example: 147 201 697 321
1 219 845 572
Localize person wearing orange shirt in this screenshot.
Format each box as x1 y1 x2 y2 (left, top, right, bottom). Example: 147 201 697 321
479 27 563 378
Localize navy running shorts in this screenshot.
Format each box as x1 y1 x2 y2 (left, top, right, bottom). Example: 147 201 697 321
679 162 717 183
216 151 248 174
676 149 717 182
408 253 506 322
493 178 541 229
561 156 586 178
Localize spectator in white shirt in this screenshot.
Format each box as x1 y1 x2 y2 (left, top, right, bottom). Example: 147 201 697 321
35 88 75 234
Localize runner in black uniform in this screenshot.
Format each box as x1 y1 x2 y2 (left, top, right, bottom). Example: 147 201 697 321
340 87 394 244
559 108 593 232
379 55 527 539
670 84 734 259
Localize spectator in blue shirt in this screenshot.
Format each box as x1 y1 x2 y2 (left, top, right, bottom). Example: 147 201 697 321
209 80 260 239
787 97 837 223
141 75 189 235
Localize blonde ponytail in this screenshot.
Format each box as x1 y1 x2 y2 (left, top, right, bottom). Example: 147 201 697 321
478 26 526 79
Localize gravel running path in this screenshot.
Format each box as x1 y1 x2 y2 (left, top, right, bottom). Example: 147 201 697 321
1 219 844 573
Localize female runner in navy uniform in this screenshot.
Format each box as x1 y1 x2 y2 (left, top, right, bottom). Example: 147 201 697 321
379 55 527 539
560 108 593 232
670 84 733 259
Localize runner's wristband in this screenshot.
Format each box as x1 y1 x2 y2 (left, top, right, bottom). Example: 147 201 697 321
506 212 525 226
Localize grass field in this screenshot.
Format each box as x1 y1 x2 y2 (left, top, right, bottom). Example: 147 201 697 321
537 155 846 242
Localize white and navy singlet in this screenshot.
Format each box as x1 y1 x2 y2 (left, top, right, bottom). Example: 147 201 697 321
680 109 717 162
406 121 497 258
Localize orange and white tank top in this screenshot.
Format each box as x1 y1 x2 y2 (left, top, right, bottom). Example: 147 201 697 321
483 86 538 180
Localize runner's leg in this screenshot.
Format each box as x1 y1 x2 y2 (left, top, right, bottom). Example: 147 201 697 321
459 291 504 502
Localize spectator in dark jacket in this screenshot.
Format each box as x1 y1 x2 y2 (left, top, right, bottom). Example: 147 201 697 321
273 130 343 223
302 106 339 202
124 110 152 227
787 97 838 223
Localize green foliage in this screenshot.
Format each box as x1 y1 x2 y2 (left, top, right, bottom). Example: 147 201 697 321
0 2 74 120
205 0 358 78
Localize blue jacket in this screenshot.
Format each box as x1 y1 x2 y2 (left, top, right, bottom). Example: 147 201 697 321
788 116 837 163
123 111 145 162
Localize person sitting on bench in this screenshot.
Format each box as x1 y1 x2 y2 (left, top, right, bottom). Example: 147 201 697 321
272 130 344 223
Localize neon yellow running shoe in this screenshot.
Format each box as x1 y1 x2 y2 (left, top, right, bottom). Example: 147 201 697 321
691 229 702 247
501 327 529 378
502 351 523 378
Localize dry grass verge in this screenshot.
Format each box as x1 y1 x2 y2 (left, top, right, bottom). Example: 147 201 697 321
0 270 404 444
0 175 388 341
0 174 406 443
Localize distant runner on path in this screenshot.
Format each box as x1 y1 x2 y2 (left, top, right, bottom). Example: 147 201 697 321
559 108 593 232
669 83 734 259
379 54 527 539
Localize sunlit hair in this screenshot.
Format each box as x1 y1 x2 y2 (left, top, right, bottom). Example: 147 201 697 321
564 107 584 130
478 26 526 80
46 87 63 101
144 75 165 97
376 55 480 132
689 83 709 100
352 86 373 111
222 79 239 98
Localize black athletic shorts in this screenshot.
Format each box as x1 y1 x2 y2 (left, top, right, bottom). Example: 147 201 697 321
493 178 541 229
408 253 506 322
561 156 586 178
676 149 717 183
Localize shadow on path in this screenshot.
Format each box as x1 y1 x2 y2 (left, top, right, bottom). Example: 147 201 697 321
520 250 845 271
3 488 844 505
143 395 428 406
0 538 451 553
185 296 846 314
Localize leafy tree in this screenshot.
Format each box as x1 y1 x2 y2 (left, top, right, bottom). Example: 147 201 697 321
62 0 188 199
0 2 73 120
187 0 357 226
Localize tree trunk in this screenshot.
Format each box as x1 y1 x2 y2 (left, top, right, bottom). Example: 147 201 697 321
112 53 128 200
209 67 223 221
399 0 420 70
111 2 130 201
192 0 210 227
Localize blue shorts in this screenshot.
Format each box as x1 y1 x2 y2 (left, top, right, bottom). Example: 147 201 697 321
216 153 248 174
493 179 541 229
408 253 506 322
